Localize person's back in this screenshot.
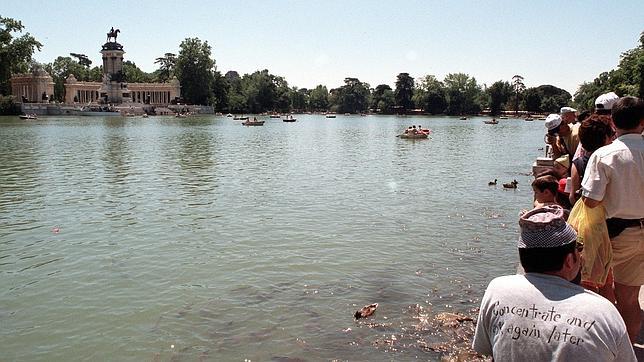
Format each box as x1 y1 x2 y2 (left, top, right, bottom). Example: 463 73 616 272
473 206 635 361
474 273 633 361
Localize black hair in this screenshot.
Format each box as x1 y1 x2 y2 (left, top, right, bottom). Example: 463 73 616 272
612 96 644 130
519 242 575 273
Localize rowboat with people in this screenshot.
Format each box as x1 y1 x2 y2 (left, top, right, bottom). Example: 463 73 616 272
282 115 296 122
484 118 499 125
19 114 37 120
398 126 431 139
242 118 265 126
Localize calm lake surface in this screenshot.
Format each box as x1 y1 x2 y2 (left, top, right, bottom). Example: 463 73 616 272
1 114 544 361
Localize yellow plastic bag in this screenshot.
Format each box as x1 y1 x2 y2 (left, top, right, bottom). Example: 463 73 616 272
568 200 612 286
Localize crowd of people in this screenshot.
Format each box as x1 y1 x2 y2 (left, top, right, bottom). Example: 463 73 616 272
473 93 643 360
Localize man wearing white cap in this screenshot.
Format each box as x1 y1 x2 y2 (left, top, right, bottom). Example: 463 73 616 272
582 96 644 343
594 92 620 115
545 113 580 160
473 206 635 361
560 106 578 124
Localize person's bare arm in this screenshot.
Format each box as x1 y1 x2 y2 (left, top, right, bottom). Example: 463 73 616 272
582 196 601 208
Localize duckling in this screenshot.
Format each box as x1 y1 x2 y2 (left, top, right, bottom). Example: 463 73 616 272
488 179 497 186
355 303 378 320
503 180 519 189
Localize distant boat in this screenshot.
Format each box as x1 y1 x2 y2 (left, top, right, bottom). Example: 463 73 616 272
344 112 351 116
525 117 534 122
242 119 265 126
19 114 37 120
269 114 281 118
282 115 296 122
460 116 467 120
484 118 499 125
233 115 249 121
499 116 509 119
398 132 429 139
325 113 336 118
226 113 233 117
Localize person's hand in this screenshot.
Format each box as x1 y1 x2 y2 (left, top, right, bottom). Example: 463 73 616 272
545 134 557 145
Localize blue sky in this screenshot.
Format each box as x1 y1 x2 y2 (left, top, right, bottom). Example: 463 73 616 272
4 0 643 95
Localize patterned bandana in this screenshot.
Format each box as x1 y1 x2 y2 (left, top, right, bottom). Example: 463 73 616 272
518 206 577 248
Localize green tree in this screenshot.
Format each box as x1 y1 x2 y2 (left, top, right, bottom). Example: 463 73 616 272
443 73 482 115
239 69 281 113
487 80 513 115
0 16 42 96
123 61 153 83
154 53 176 82
413 75 446 114
394 73 414 113
210 70 229 111
574 32 644 110
330 77 370 113
524 85 571 113
44 56 87 102
371 84 394 113
289 87 308 112
512 75 525 113
309 85 329 111
175 38 215 105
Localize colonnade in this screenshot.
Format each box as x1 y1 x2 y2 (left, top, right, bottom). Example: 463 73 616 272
76 90 100 103
130 90 173 104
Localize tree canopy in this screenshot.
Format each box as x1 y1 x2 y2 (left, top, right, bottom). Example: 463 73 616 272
175 38 215 105
0 16 42 95
394 73 414 113
574 32 643 110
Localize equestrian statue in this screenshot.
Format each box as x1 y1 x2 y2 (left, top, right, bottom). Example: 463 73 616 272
106 27 120 43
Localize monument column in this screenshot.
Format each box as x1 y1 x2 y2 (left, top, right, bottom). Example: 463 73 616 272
97 28 131 104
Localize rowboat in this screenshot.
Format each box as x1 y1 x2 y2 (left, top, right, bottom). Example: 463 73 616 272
19 114 37 120
242 119 265 126
399 133 429 139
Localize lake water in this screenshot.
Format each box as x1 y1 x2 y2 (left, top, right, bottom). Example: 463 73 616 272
0 114 545 361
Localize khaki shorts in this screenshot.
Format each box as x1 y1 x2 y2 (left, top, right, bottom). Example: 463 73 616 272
611 226 644 286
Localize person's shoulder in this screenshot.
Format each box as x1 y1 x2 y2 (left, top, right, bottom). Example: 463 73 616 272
592 140 626 158
488 274 524 287
574 288 619 311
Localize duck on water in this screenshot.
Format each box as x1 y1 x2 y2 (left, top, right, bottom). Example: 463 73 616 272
503 180 518 189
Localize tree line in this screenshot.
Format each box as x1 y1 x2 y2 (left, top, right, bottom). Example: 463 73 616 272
1 16 642 115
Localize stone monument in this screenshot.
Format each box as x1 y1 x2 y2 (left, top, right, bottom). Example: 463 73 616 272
97 27 131 104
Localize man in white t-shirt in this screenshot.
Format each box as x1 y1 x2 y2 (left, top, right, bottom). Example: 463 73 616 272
473 206 635 361
581 96 644 343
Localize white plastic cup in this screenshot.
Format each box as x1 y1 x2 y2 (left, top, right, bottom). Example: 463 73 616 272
564 177 572 193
